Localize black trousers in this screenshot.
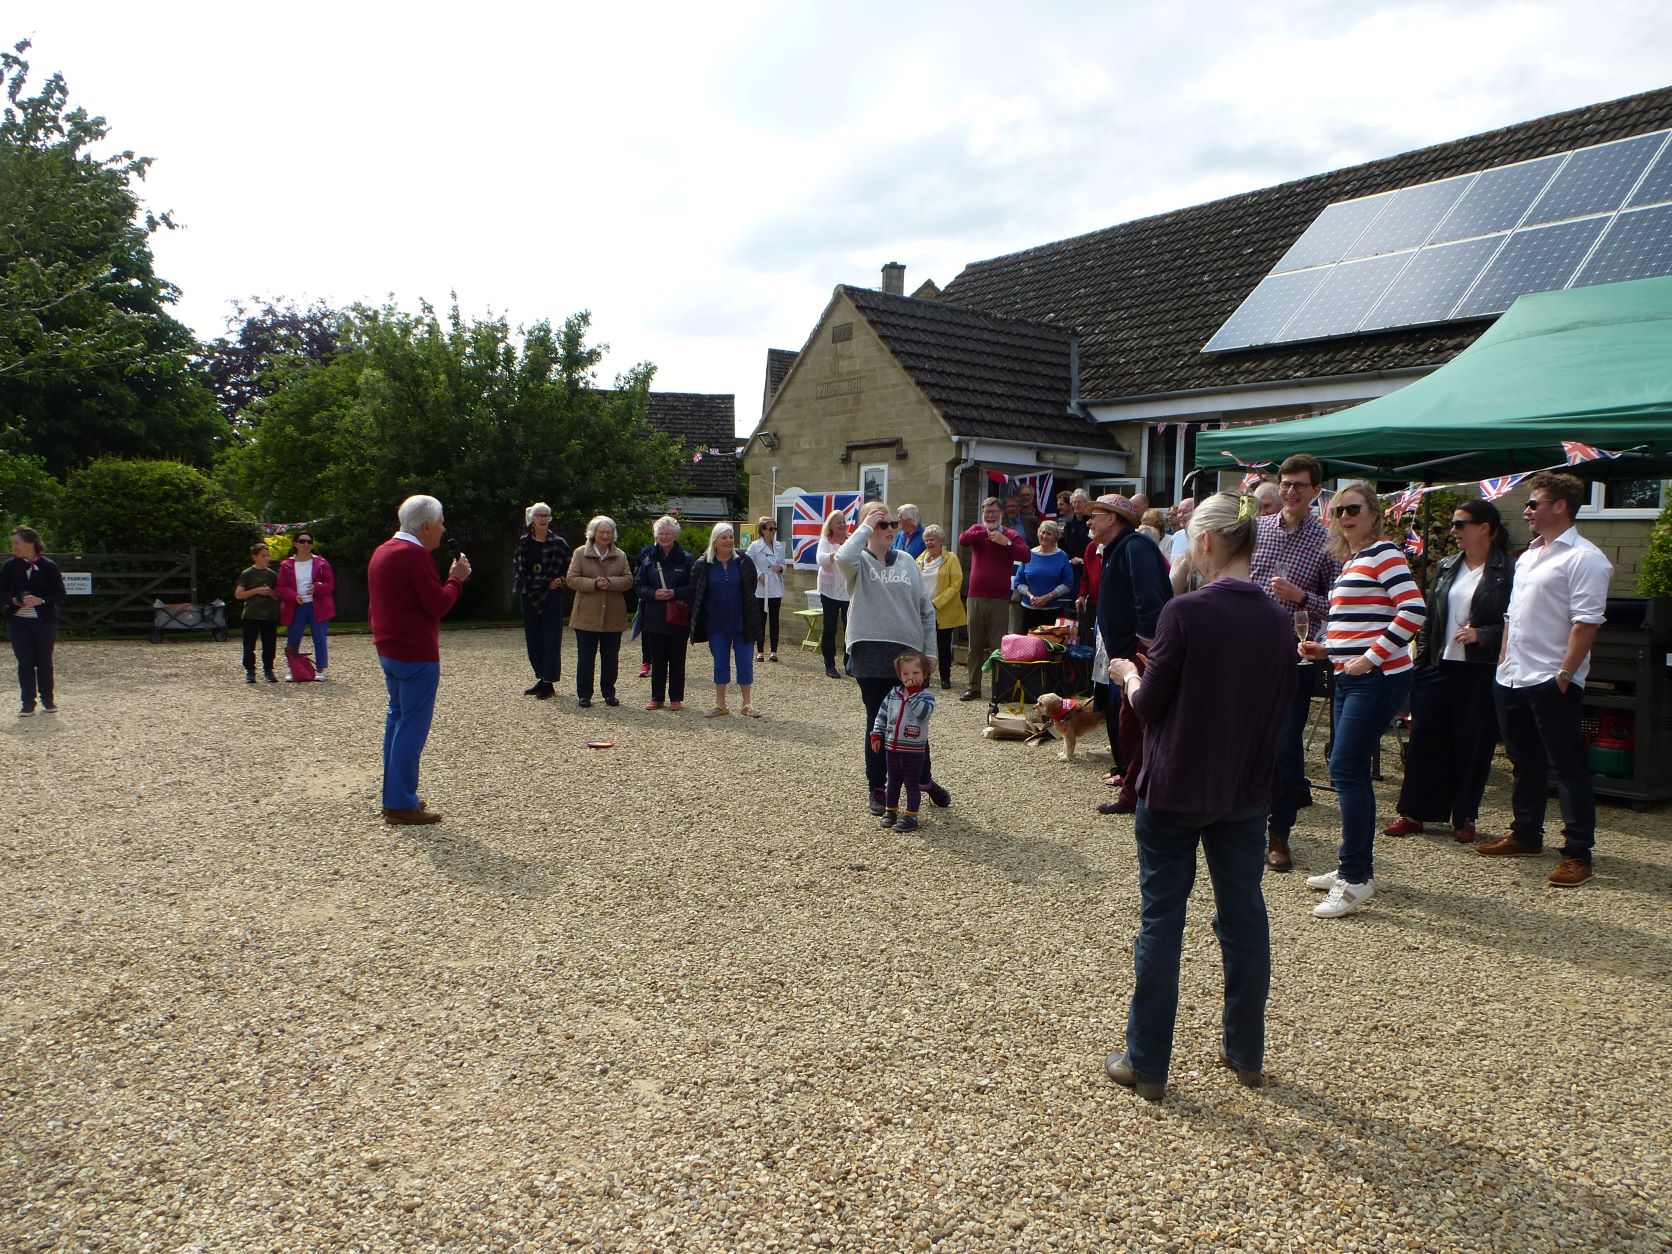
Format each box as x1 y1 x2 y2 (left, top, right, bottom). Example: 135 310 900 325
1396 662 1499 826
520 594 563 683
757 597 782 654
820 597 849 669
1495 679 1596 860
646 631 688 703
858 675 934 794
8 615 56 708
935 627 955 687
241 619 278 673
573 629 621 701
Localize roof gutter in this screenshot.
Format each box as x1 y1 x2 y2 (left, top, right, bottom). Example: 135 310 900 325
1076 365 1437 420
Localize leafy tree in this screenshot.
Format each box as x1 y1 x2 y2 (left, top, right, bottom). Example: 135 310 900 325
199 297 341 430
0 428 61 541
1638 496 1672 598
218 300 687 611
0 40 225 476
57 458 260 601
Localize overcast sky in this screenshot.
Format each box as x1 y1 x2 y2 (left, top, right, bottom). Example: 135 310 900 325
16 2 1672 434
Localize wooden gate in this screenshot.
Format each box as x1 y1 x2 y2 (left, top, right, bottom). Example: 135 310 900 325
56 552 196 636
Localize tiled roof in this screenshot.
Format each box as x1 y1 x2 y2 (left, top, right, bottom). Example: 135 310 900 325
940 86 1672 401
647 392 737 499
841 285 1122 450
762 348 797 411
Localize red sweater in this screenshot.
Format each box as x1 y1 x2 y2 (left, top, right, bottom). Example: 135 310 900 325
368 537 462 662
958 523 1031 599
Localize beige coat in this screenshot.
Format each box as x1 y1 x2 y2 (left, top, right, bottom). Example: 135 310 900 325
565 545 633 632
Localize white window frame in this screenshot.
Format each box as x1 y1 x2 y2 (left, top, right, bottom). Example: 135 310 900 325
858 462 889 503
1579 478 1669 520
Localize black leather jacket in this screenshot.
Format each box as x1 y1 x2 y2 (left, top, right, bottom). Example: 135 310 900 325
1414 548 1512 668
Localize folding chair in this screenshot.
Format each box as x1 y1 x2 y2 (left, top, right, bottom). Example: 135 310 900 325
795 589 824 651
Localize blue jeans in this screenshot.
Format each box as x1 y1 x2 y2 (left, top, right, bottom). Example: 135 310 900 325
520 594 563 683
1268 663 1316 838
286 603 329 670
379 657 440 811
1329 669 1411 884
1126 802 1271 1084
709 632 754 686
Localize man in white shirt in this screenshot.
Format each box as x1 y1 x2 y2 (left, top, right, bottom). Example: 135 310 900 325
1167 498 1195 564
1479 472 1612 887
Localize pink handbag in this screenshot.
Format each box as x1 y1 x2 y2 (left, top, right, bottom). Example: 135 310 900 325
1000 633 1050 662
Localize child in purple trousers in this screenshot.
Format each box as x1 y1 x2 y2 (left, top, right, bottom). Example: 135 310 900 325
869 650 937 832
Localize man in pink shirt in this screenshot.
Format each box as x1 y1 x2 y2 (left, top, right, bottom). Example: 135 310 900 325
957 495 1031 701
367 494 472 825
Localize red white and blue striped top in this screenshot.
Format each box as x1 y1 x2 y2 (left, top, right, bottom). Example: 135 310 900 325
1325 541 1426 675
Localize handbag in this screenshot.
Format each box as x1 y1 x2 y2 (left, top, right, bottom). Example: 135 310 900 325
658 564 690 627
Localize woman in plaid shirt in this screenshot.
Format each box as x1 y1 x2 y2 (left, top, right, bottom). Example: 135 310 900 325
512 503 571 699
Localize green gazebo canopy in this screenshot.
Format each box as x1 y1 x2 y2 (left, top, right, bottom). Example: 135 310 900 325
1198 275 1672 483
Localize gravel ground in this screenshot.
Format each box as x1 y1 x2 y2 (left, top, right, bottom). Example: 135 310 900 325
3 628 1669 1252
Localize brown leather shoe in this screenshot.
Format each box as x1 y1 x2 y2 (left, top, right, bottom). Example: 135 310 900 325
1547 858 1593 887
1265 835 1293 872
383 805 443 825
1476 836 1542 857
958 689 982 702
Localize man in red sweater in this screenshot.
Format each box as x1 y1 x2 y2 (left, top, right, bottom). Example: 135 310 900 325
956 495 1031 701
368 494 472 824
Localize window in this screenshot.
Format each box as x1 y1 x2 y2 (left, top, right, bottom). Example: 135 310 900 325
1585 478 1670 518
859 462 888 502
832 322 853 343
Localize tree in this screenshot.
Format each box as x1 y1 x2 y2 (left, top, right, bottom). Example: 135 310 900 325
217 301 688 608
0 41 225 476
1638 497 1672 598
198 297 341 430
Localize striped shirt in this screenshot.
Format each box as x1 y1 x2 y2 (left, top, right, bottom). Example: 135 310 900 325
1325 541 1426 675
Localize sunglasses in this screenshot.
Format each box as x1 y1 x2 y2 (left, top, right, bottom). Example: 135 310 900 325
761 525 776 531
1330 503 1364 519
873 519 899 529
1449 519 1480 530
295 539 314 545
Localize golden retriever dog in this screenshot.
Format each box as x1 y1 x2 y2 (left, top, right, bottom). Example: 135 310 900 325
1033 692 1102 761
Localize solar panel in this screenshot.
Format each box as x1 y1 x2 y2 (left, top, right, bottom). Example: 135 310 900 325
1454 218 1606 318
1270 195 1393 273
1430 155 1563 242
1201 269 1329 351
1280 253 1410 341
1573 203 1672 287
1360 235 1502 331
1524 132 1663 225
1627 137 1672 208
1204 127 1672 354
1347 175 1472 257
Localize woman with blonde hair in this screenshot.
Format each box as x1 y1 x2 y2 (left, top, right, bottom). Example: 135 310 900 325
564 515 633 708
916 524 965 690
1298 481 1426 918
689 523 765 717
816 509 853 679
745 514 788 662
1104 493 1294 1102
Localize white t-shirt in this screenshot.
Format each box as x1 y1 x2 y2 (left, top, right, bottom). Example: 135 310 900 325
293 557 315 602
1441 562 1484 662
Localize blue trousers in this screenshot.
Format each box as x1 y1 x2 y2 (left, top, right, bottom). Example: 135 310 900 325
709 631 754 686
1329 668 1411 884
1268 663 1316 838
379 657 440 811
520 594 563 683
286 603 329 670
8 615 56 708
1126 802 1271 1084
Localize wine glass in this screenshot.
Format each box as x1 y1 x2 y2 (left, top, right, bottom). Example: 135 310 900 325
1293 610 1310 665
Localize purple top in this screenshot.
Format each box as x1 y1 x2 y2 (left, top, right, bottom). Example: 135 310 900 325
1128 578 1296 813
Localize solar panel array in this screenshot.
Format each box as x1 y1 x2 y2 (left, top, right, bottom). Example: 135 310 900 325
1205 129 1672 352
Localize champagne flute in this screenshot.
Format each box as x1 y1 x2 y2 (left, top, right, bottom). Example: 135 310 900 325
1293 610 1310 665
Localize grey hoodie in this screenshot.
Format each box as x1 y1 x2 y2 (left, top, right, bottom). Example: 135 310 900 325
836 524 938 658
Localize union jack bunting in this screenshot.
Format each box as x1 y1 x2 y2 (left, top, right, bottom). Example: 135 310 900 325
1562 440 1620 465
1479 472 1531 501
1385 483 1426 519
1218 450 1273 470
1404 528 1425 558
1239 470 1265 492
791 492 860 570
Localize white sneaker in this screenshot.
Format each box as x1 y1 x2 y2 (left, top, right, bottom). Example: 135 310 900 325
1313 879 1375 918
1305 869 1341 891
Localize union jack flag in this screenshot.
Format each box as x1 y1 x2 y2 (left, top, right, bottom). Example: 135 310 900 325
1218 449 1273 470
1239 470 1265 492
1386 483 1426 519
1479 472 1530 501
1404 528 1425 558
1562 440 1620 465
791 492 860 570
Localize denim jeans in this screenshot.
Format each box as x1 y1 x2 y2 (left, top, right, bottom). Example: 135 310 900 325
1268 663 1316 838
1126 802 1271 1084
1329 668 1411 884
379 657 440 810
286 603 329 670
1495 679 1595 860
520 594 563 683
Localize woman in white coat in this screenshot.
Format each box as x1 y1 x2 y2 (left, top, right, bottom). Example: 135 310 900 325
745 515 789 663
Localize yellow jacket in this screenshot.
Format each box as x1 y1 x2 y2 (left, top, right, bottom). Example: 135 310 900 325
917 549 967 629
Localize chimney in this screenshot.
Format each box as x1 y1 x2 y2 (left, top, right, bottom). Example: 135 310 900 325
881 261 906 296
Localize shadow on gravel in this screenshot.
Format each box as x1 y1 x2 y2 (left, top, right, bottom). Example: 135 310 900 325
1377 881 1672 988
1155 1081 1661 1249
404 826 557 898
919 821 1108 887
